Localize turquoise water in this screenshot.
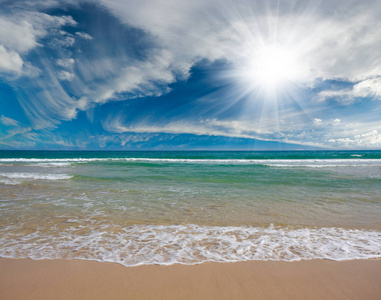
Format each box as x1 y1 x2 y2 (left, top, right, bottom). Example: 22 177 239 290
1 150 381 265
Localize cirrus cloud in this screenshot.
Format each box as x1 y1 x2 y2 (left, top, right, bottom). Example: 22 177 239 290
0 0 381 149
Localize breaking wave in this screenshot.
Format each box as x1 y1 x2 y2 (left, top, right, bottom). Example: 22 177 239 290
1 224 380 266
0 158 380 167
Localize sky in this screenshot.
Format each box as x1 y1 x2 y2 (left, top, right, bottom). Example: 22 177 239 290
0 0 380 150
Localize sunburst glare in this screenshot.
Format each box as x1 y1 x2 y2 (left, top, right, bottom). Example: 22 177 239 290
246 43 306 90
218 12 313 136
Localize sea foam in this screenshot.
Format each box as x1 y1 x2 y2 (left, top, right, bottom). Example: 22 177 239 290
0 172 72 180
0 157 380 167
1 224 380 266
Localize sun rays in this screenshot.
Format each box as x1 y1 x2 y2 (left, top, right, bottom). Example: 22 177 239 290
245 42 306 91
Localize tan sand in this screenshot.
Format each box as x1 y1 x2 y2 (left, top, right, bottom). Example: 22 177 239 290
1 258 380 300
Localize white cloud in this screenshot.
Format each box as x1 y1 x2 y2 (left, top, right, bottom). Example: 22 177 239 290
329 130 381 148
353 78 381 99
48 36 75 48
16 61 82 128
56 59 76 81
104 114 262 139
101 0 381 85
102 114 320 147
102 109 381 149
0 115 19 126
0 45 23 74
75 32 93 40
0 12 76 53
58 70 75 81
0 11 76 76
307 119 381 149
0 125 33 144
318 89 354 104
57 58 75 68
2 0 381 97
0 16 39 53
318 77 381 103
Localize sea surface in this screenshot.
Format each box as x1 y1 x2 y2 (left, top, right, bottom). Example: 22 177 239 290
1 150 381 266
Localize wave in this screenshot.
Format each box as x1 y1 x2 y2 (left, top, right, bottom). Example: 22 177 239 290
0 172 72 180
0 157 380 167
32 162 72 167
0 158 101 163
0 225 380 266
263 163 379 168
0 179 21 185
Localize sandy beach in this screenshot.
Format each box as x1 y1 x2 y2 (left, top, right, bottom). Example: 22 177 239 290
1 258 380 300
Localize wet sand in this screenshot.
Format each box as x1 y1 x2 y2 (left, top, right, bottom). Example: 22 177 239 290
1 258 380 300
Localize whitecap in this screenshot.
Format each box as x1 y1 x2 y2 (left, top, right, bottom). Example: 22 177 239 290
0 173 72 180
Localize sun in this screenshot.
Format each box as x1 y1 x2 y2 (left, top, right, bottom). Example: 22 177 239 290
242 43 306 91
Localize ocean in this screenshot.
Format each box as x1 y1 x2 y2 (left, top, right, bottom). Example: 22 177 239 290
0 150 380 266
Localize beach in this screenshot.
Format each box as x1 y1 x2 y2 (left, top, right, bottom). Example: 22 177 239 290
1 258 381 299
1 150 381 298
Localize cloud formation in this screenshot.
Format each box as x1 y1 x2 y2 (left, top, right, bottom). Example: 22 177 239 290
102 0 381 82
0 0 380 149
0 9 76 76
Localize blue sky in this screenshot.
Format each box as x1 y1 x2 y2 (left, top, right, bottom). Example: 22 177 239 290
0 0 380 150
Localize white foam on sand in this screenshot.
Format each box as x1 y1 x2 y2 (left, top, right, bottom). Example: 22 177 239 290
1 224 380 266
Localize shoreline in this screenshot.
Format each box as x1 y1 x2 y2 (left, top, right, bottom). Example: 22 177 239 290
1 258 380 300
